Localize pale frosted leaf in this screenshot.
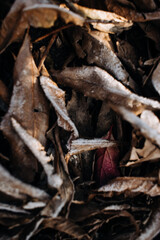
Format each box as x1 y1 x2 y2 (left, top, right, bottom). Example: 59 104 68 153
23 202 46 210
73 4 132 33
40 76 79 139
66 138 116 159
111 105 160 147
98 177 160 197
0 203 29 215
152 62 160 95
0 34 49 182
68 27 131 86
53 66 160 114
11 118 62 190
127 139 160 166
0 164 49 200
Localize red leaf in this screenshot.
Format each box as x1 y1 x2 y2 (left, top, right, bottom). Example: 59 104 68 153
95 127 120 186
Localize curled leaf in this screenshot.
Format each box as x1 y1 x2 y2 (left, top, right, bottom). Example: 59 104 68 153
0 164 49 200
40 75 79 139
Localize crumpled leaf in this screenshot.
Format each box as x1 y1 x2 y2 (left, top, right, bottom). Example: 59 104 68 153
40 74 79 139
94 128 120 186
0 164 49 200
0 203 29 215
32 217 91 240
152 62 160 95
53 66 160 114
127 139 160 167
11 117 62 190
0 0 85 53
0 35 49 182
131 0 157 11
67 27 131 86
0 80 9 104
137 205 160 240
73 4 133 34
105 0 160 22
98 177 160 197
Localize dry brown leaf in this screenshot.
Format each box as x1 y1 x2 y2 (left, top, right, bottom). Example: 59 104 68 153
0 0 84 53
98 177 160 197
73 3 133 34
11 118 62 190
0 164 49 200
0 35 49 182
110 105 160 147
53 66 160 114
68 27 131 86
33 217 91 240
132 0 157 11
137 206 160 240
127 139 160 167
40 75 79 139
0 80 9 104
105 0 160 22
152 62 160 95
24 4 85 28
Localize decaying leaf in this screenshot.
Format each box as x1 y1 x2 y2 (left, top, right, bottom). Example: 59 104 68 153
53 66 160 114
0 35 49 182
0 164 49 200
137 206 160 240
40 74 79 139
32 217 91 240
67 27 131 86
127 139 160 167
98 177 160 197
0 80 9 104
0 0 85 53
105 0 160 22
11 117 62 190
73 4 133 34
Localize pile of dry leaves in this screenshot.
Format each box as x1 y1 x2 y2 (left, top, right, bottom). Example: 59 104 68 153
0 0 160 239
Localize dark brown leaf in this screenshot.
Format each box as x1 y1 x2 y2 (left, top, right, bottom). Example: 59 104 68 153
0 35 49 182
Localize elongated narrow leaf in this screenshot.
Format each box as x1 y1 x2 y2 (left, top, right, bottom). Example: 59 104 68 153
0 164 49 200
40 75 79 139
98 177 160 197
32 217 91 240
53 66 160 114
73 4 133 33
11 118 62 190
111 105 160 147
0 35 49 182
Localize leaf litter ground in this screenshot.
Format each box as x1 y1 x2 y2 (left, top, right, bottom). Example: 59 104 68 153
0 0 160 239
